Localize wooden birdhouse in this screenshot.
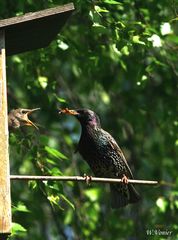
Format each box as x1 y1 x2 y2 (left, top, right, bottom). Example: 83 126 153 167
0 3 74 238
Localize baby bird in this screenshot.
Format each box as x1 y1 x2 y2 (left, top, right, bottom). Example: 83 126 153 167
8 108 40 130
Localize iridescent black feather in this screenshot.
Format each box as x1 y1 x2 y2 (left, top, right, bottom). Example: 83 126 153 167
64 109 141 208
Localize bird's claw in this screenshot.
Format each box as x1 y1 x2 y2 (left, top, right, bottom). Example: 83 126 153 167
83 174 92 185
121 174 129 184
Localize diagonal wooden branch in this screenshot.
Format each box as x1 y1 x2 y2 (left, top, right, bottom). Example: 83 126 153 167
10 175 159 185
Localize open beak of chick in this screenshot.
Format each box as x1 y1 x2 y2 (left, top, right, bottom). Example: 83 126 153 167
21 108 40 129
59 108 79 116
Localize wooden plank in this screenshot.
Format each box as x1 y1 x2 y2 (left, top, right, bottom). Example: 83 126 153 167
0 3 74 56
0 30 11 236
0 3 74 27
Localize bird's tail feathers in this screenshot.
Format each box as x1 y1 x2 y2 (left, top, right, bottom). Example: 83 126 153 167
128 184 141 203
110 183 141 209
110 184 129 208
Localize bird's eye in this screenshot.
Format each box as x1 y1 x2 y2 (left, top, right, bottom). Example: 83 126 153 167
21 110 28 114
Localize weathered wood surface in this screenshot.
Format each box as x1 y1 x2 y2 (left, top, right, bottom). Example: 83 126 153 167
0 30 11 236
0 3 74 55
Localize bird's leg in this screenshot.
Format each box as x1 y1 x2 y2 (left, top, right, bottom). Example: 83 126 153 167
121 174 129 184
83 173 92 185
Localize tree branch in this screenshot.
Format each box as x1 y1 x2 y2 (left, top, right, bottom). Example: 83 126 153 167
10 175 159 185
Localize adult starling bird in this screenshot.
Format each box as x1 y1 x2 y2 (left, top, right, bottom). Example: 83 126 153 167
8 108 40 130
60 108 141 208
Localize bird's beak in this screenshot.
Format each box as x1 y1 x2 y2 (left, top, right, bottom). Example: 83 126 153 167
26 108 41 114
59 108 79 116
25 119 39 129
23 108 40 129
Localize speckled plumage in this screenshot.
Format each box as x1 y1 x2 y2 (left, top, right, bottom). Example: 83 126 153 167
61 108 141 208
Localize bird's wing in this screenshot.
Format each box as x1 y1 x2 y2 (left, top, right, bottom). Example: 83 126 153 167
101 129 134 179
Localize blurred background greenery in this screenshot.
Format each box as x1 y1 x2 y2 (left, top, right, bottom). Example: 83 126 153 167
1 0 178 239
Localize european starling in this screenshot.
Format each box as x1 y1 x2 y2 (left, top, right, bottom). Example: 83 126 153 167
8 108 40 130
60 108 141 208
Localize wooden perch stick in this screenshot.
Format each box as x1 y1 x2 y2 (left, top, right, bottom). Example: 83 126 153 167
10 175 158 185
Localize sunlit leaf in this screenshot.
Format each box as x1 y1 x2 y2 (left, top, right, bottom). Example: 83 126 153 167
57 39 69 50
160 22 173 35
148 34 162 47
48 194 60 206
121 45 129 55
132 35 145 45
45 146 68 160
11 55 22 63
12 202 30 213
156 197 168 212
175 201 178 209
12 222 27 235
46 157 57 165
94 6 109 13
28 180 37 190
54 94 66 103
92 23 106 29
38 76 48 89
84 188 101 202
49 167 63 176
103 0 122 4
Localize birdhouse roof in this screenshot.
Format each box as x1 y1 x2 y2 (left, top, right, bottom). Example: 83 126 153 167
0 3 74 56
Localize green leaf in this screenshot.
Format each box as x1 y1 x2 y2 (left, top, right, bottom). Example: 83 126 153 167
60 194 75 210
132 35 145 45
156 197 168 213
121 46 130 56
54 95 66 103
120 59 127 71
84 188 101 202
12 222 27 235
110 43 121 57
12 202 30 213
28 180 37 190
89 10 100 22
92 23 108 34
38 76 48 89
46 158 57 165
170 17 178 22
94 6 109 13
49 167 63 176
175 200 178 209
57 39 69 50
103 0 122 5
47 182 63 192
11 55 22 63
48 194 60 206
45 146 68 160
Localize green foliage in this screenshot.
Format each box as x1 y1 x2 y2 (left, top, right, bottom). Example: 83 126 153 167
45 146 68 160
4 0 178 239
11 223 27 237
